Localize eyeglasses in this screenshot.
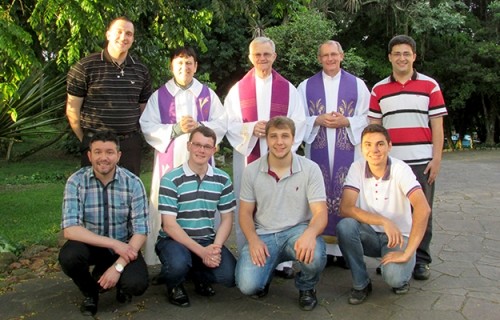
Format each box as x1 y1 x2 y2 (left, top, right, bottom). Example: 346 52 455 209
190 142 215 151
251 52 274 58
391 52 414 58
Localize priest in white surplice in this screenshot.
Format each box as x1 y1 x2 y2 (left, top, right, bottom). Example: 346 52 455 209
297 40 369 265
140 47 227 266
224 37 306 278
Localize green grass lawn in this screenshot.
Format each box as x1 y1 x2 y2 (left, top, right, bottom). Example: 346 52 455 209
0 136 229 253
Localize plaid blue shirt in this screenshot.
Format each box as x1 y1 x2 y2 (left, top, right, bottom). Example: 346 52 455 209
62 166 149 242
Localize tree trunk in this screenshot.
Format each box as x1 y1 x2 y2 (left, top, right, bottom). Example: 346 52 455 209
481 93 497 145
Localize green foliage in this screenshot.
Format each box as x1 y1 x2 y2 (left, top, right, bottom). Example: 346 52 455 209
0 5 41 102
0 64 66 159
265 10 337 85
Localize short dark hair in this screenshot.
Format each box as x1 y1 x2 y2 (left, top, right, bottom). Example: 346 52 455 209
265 116 296 137
361 124 391 143
89 131 121 150
107 16 133 31
189 126 216 146
170 46 198 63
388 35 416 54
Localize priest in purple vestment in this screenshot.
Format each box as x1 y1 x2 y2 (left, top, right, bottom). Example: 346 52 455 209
140 47 227 268
225 36 306 279
298 40 369 267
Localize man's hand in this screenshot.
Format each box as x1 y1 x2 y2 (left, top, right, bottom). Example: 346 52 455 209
113 242 138 264
382 219 404 249
424 158 441 185
201 244 222 268
294 230 317 264
381 250 412 265
315 112 349 129
253 120 267 138
180 115 199 133
248 238 270 267
97 265 121 290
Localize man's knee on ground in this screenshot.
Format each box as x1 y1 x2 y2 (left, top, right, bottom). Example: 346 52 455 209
382 263 409 288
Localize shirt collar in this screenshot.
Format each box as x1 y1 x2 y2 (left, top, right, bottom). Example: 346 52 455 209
364 157 392 181
259 153 302 174
89 165 122 185
322 70 342 81
101 49 135 65
182 161 214 177
390 69 418 82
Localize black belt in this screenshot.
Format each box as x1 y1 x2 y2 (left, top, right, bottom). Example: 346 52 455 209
84 130 138 139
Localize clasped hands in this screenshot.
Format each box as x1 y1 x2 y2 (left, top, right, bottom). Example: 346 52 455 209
180 115 199 133
315 112 348 129
201 244 223 268
253 120 267 138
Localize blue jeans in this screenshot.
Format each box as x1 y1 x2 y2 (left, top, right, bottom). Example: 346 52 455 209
235 223 326 295
155 237 236 289
337 218 415 290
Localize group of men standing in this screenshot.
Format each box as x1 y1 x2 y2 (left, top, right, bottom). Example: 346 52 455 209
58 16 447 316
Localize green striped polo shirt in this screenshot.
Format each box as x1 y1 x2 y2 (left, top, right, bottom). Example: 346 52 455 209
158 162 236 240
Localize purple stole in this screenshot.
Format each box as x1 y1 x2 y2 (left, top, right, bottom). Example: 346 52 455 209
238 68 289 164
156 84 211 178
306 70 357 236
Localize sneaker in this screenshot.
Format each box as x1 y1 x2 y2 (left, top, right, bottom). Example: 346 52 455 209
393 283 410 295
299 289 317 311
80 295 98 316
348 281 372 305
413 264 430 280
168 284 190 307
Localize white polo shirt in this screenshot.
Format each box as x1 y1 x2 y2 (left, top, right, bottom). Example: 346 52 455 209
343 157 421 237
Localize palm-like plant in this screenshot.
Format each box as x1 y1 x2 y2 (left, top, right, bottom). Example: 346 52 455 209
0 64 66 161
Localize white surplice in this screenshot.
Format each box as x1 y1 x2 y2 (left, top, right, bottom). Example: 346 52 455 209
224 72 306 252
297 70 369 255
140 78 227 265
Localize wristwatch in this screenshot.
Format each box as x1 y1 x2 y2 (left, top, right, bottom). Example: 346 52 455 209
114 263 124 273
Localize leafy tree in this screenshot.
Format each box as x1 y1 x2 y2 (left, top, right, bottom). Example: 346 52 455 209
264 10 337 85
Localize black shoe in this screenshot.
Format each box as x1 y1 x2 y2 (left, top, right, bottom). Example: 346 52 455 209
299 289 317 311
393 283 410 295
151 273 166 285
251 282 271 299
80 296 98 316
413 264 430 280
195 282 216 297
274 266 295 279
168 284 190 307
116 288 132 303
348 281 372 305
326 255 350 269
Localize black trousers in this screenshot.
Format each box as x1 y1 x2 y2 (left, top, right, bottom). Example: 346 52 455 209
80 131 143 176
410 164 435 266
59 240 149 298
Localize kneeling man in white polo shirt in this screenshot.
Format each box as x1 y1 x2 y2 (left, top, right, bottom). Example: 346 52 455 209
337 124 430 305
